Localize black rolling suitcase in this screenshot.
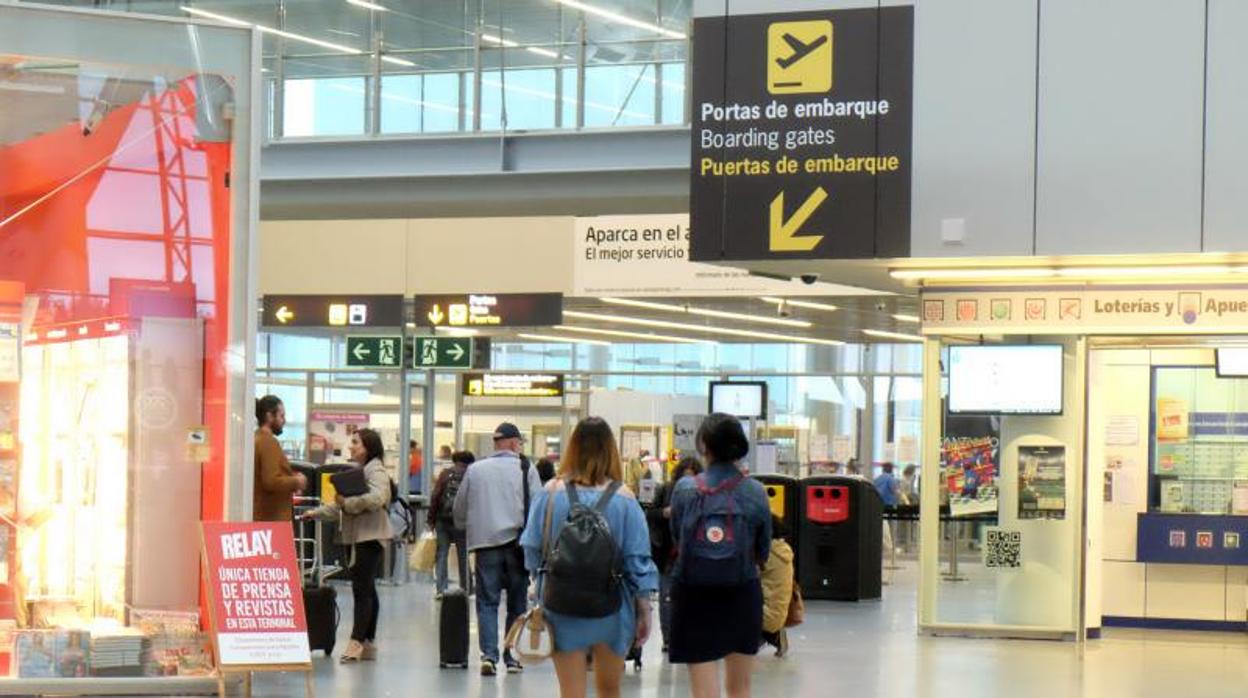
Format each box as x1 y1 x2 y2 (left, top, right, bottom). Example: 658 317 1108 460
439 589 470 668
304 585 339 656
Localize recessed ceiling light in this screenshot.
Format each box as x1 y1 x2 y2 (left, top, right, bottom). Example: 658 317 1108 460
600 297 812 329
564 310 843 346
759 297 839 312
863 329 924 343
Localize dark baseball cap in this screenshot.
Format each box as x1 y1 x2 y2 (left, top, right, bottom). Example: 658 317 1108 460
493 422 523 441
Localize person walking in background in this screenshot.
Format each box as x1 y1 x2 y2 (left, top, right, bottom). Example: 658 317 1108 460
645 456 702 654
427 450 475 598
453 422 542 677
409 440 424 495
669 414 772 698
759 516 795 658
301 428 393 663
874 462 901 509
253 396 307 522
520 418 657 698
534 456 557 485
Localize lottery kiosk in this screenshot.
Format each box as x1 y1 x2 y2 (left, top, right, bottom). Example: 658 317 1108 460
915 281 1248 640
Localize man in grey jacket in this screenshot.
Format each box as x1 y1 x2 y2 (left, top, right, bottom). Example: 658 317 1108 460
453 422 541 677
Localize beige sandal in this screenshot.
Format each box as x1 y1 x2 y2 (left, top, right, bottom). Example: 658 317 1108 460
340 639 365 663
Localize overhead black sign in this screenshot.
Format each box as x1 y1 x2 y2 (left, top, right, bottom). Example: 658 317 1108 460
413 293 562 328
689 6 913 262
262 295 405 328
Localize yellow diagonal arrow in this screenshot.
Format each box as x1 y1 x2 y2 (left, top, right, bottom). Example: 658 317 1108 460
769 187 827 252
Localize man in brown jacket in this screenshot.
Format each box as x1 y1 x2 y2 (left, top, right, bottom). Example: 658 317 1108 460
254 395 306 521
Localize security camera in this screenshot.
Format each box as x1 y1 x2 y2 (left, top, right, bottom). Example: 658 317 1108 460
799 273 820 285
776 300 792 318
875 301 888 312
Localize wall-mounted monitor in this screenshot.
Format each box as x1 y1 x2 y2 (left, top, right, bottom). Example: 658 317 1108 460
1216 348 1248 377
709 381 767 420
948 345 1064 415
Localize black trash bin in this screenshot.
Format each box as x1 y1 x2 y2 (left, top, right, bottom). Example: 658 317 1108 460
752 474 800 572
798 475 883 601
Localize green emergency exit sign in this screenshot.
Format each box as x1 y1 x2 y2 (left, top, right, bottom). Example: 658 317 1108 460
413 337 473 369
346 336 403 368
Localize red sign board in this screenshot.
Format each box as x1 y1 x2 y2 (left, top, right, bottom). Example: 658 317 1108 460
201 522 310 667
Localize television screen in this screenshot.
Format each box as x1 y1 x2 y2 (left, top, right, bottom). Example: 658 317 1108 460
1216 348 1248 377
948 345 1064 415
709 381 767 420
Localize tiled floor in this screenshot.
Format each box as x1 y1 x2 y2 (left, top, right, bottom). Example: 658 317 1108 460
230 561 1248 698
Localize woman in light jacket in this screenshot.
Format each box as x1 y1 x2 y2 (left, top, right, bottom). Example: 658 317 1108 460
302 427 393 662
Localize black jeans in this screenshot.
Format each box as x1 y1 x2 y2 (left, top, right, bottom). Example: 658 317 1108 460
350 540 385 642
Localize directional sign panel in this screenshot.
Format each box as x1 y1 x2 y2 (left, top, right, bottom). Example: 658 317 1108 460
346 336 403 368
413 294 562 328
689 7 913 262
262 295 405 328
413 337 473 370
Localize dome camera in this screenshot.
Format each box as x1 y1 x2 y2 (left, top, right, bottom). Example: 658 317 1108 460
800 273 820 285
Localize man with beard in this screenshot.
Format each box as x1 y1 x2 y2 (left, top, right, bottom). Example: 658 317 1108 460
254 395 307 521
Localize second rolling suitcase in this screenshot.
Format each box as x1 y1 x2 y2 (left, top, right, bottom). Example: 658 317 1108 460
304 585 339 656
439 589 470 669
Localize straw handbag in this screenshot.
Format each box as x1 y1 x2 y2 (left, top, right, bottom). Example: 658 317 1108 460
505 493 559 664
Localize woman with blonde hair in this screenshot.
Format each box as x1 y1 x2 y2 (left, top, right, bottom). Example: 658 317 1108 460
520 417 658 698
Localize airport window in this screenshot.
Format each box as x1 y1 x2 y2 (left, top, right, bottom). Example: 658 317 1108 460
28 0 692 137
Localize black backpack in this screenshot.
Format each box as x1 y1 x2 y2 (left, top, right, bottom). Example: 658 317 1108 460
438 467 465 522
540 481 623 619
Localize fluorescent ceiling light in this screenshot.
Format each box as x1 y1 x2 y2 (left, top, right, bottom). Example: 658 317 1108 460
554 325 710 344
180 6 249 26
564 310 844 346
346 0 388 10
759 297 839 313
891 313 921 323
435 326 479 337
480 33 570 60
600 297 813 329
555 0 688 39
863 329 924 343
890 267 1058 281
381 55 417 67
1057 265 1233 277
517 333 610 346
181 6 413 65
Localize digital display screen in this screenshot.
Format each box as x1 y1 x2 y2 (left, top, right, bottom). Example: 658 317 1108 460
948 345 1064 415
1216 348 1248 377
709 381 767 419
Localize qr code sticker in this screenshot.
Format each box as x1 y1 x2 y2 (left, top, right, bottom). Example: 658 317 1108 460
985 529 1022 568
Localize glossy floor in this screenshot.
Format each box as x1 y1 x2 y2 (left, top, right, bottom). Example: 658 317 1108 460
241 563 1248 698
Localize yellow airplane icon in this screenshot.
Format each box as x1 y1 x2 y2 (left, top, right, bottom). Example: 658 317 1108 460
768 20 833 95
